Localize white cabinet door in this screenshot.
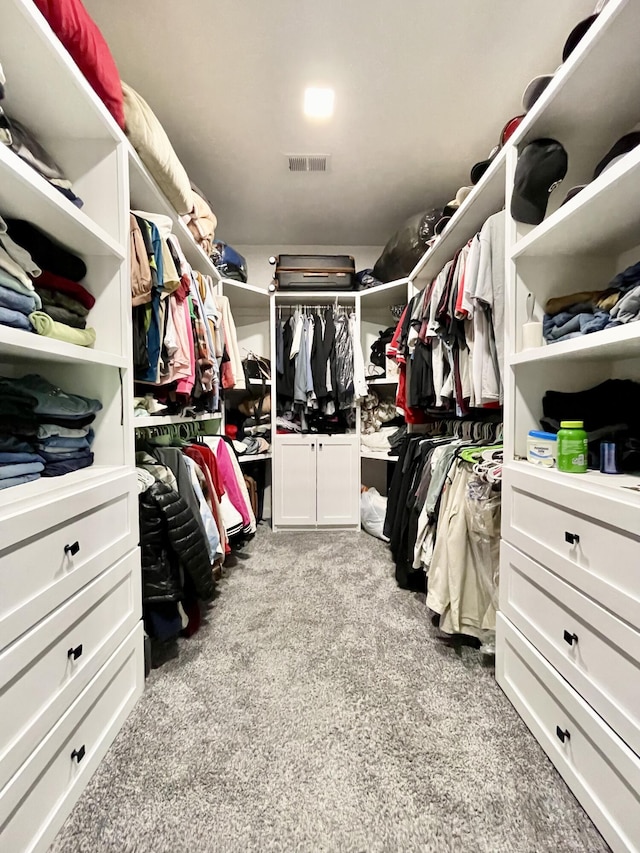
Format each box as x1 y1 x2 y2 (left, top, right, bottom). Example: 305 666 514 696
274 438 317 526
316 437 359 526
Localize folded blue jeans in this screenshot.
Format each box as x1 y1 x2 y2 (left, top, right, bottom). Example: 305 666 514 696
0 473 40 489
0 451 44 464
0 282 36 314
0 460 44 478
0 374 102 418
39 448 92 463
0 305 33 331
42 454 94 477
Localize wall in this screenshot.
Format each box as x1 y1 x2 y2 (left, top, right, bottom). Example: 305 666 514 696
234 245 384 290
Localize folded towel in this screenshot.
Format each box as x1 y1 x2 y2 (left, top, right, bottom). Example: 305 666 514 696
29 312 96 347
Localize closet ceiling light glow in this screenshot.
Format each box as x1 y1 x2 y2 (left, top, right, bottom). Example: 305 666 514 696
304 87 334 119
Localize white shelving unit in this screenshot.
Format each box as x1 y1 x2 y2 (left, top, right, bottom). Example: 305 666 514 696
133 413 222 428
496 3 640 851
0 2 143 850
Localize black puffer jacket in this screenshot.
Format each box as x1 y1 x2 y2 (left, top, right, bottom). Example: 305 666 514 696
139 481 215 603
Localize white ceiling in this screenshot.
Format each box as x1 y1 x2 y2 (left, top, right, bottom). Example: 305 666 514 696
86 0 595 246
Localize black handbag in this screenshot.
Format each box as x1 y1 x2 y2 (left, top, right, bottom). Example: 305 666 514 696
242 352 271 389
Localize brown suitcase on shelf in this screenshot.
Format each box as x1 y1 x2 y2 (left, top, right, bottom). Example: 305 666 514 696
268 254 356 291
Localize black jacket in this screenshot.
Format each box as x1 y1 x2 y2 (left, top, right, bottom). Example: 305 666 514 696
139 481 215 603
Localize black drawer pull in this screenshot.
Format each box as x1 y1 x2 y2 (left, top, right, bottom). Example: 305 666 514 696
556 726 570 744
563 630 578 646
564 532 579 545
67 644 83 661
71 745 86 764
64 541 80 556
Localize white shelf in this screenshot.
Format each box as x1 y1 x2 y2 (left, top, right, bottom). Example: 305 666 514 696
127 144 221 280
512 144 640 259
366 377 398 385
0 326 126 368
411 149 507 287
0 144 126 261
511 323 640 366
247 378 271 386
361 450 397 463
0 465 129 515
133 412 222 427
507 460 640 502
511 0 640 159
238 453 271 463
360 279 409 310
221 279 269 309
0 0 121 144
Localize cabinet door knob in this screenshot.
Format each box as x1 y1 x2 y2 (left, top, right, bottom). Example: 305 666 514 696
319 443 323 450
556 726 570 744
563 630 578 646
564 532 579 545
64 541 80 556
310 444 315 450
67 644 83 661
71 745 86 764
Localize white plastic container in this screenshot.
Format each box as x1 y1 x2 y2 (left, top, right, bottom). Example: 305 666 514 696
527 430 557 467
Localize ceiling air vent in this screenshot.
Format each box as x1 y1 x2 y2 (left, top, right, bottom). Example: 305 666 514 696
287 154 330 173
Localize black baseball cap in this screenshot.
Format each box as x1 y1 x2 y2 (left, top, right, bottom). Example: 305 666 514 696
563 14 598 62
511 139 568 225
593 131 640 179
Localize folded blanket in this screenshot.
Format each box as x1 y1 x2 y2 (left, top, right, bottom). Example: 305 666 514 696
29 312 96 347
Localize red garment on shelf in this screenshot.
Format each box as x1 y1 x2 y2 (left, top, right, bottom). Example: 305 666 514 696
35 270 95 310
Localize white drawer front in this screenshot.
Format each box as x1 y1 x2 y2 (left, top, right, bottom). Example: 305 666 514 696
0 470 138 650
500 542 640 757
0 550 141 790
497 614 640 853
0 623 143 853
503 468 640 630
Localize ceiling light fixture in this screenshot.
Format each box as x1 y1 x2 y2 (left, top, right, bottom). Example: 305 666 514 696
304 87 335 119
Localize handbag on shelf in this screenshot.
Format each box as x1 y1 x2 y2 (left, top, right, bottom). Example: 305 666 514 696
242 351 271 396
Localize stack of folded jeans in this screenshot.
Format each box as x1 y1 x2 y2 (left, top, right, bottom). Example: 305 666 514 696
0 374 101 482
0 214 42 333
1 220 96 347
544 259 640 343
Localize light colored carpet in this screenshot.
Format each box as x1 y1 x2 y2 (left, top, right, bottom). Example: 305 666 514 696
51 527 609 853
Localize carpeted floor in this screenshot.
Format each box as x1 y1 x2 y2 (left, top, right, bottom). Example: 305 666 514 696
51 527 609 853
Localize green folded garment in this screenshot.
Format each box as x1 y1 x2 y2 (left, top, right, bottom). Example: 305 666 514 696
29 312 96 347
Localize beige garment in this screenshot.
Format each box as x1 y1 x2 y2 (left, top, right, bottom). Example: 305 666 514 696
545 290 605 315
130 214 152 306
122 83 192 215
182 190 217 255
215 293 245 390
426 462 499 639
160 240 180 296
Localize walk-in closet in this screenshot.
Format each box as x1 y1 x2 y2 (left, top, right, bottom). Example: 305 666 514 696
1 1 639 851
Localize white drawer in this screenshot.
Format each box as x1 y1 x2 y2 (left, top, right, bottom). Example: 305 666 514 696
0 469 138 650
0 549 141 790
497 613 640 853
0 623 143 853
502 465 640 629
500 542 640 757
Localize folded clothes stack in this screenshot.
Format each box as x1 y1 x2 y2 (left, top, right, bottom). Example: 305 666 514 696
1 63 83 207
543 259 640 343
0 213 42 332
0 375 101 486
2 219 96 346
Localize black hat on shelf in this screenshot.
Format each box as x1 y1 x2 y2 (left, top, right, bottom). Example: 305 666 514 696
562 13 598 62
561 129 640 206
511 139 568 225
593 131 640 179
